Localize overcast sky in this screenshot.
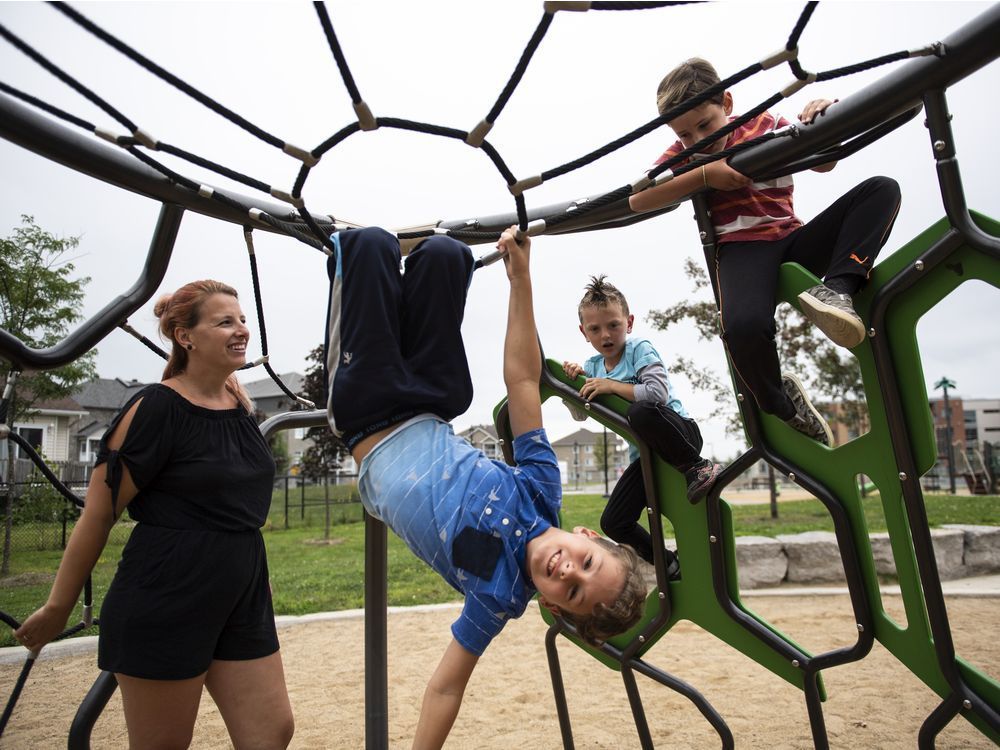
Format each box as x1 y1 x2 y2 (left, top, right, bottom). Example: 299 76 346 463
1 1 997 459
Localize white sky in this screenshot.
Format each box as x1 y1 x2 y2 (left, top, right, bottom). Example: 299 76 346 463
0 1 997 460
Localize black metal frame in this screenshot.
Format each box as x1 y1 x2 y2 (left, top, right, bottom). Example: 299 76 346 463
1 6 998 749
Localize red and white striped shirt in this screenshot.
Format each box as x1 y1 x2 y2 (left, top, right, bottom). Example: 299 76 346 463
654 111 802 244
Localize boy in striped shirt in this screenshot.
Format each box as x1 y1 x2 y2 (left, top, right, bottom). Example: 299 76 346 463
630 58 901 446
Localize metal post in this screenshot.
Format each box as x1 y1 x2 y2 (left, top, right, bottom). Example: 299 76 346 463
602 427 609 497
935 377 957 494
768 464 779 519
364 511 388 749
284 476 289 530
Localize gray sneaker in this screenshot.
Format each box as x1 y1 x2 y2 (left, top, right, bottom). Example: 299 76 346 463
797 284 866 348
782 373 833 447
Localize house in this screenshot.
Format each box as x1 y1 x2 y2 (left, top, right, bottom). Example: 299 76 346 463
457 424 503 461
243 372 312 470
241 371 357 476
70 378 149 465
551 427 628 489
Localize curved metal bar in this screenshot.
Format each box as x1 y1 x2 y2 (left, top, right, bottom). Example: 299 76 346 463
257 409 328 441
0 92 333 237
0 202 183 371
730 4 1000 179
917 693 964 750
924 89 1000 261
868 232 1000 737
543 623 576 750
755 105 921 182
67 671 118 750
5 431 85 507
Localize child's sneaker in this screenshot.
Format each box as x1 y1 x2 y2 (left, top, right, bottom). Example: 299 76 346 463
797 284 866 348
782 373 834 447
685 460 721 503
664 547 682 582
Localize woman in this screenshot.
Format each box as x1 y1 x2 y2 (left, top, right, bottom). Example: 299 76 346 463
15 280 294 749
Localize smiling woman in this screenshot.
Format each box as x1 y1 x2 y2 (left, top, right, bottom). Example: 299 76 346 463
13 278 295 749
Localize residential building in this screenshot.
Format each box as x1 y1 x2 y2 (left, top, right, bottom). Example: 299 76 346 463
244 372 311 471
2 392 88 482
457 424 503 461
551 427 628 489
70 378 149 465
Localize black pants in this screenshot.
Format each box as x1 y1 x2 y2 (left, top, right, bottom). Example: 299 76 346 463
715 176 901 419
600 400 704 563
324 227 475 448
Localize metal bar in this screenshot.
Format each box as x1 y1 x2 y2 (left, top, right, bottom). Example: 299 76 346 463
67 671 118 750
621 665 654 750
543 625 576 750
730 4 1000 178
0 92 332 236
924 89 1000 261
0 202 184 371
258 409 327 440
364 511 388 750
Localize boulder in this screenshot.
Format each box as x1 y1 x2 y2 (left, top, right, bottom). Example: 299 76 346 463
734 536 788 589
868 532 897 577
942 524 1000 576
777 531 845 583
930 528 966 580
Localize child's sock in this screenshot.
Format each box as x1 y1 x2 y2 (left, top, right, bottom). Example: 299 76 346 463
824 274 861 297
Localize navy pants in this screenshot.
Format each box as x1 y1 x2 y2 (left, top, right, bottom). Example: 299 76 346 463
600 400 704 563
715 176 901 418
324 227 475 449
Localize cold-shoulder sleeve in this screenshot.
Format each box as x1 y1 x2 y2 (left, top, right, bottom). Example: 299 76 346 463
95 386 175 516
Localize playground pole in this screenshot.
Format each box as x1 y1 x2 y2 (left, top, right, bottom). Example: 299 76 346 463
935 377 957 494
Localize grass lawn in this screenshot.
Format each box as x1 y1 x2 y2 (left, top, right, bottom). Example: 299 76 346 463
1 491 996 648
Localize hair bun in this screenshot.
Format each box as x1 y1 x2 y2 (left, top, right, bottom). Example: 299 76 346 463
153 293 173 318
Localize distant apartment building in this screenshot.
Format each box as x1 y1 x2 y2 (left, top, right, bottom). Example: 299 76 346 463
551 427 628 488
457 424 503 461
1 376 146 484
926 396 999 492
242 371 356 475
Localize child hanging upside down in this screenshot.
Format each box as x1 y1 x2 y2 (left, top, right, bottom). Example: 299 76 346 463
323 225 648 749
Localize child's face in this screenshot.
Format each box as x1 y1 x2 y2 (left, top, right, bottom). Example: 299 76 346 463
529 527 624 617
579 303 633 364
667 92 733 154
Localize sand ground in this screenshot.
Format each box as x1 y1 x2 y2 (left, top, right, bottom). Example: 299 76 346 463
2 592 997 749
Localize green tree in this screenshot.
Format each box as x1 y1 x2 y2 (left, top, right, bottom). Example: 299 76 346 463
299 345 348 481
1 216 98 574
647 257 869 500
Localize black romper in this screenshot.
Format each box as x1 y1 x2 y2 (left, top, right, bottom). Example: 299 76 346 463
95 384 279 680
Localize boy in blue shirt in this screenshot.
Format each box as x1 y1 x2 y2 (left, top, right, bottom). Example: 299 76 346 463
563 275 720 570
324 227 648 748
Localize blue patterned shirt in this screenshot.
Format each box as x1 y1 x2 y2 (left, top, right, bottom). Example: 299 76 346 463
585 338 688 462
358 415 561 655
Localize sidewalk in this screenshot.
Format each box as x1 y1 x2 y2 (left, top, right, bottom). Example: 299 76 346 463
4 576 998 666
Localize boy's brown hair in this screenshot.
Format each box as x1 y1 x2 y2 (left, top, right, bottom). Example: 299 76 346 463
558 538 648 646
656 57 723 117
578 274 630 323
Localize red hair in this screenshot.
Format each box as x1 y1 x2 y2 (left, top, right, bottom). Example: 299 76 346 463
154 279 252 412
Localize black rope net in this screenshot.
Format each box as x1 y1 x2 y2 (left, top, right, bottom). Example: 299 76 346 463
0 0 957 741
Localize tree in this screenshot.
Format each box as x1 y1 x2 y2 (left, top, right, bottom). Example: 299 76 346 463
298 345 348 480
647 257 869 501
1 216 98 575
592 428 613 496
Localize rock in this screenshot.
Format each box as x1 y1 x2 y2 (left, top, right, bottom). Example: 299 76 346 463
777 531 845 583
868 532 897 577
734 536 788 589
930 528 966 580
942 524 1000 576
